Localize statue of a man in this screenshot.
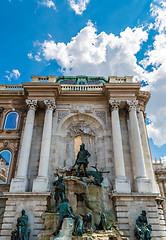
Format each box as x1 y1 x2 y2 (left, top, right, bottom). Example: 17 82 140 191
53 174 67 208
16 210 30 240
72 143 91 177
134 210 152 240
53 198 75 236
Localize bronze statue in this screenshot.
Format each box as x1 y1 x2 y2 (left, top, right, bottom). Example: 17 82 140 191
134 210 152 240
72 143 91 177
11 210 30 240
88 164 110 186
73 214 83 236
53 198 75 236
95 212 108 230
53 174 67 208
81 213 93 231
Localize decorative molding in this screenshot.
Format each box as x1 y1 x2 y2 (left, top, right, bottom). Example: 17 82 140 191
57 111 69 122
26 99 37 111
96 111 106 124
70 105 93 114
44 100 56 111
109 100 120 111
127 100 138 111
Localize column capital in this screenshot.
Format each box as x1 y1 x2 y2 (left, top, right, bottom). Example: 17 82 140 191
127 100 138 111
109 100 120 111
44 100 56 111
26 99 37 111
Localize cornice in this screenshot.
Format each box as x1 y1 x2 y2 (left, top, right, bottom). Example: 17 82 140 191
103 82 142 101
137 91 151 112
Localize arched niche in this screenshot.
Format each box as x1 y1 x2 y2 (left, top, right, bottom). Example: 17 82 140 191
3 111 19 130
0 149 12 183
54 113 106 170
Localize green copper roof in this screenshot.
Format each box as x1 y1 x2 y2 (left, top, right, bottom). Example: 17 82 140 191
56 75 107 84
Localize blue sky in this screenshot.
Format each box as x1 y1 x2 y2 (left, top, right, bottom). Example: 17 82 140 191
0 0 166 161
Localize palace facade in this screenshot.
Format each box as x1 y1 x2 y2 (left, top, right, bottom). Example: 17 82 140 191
0 75 165 239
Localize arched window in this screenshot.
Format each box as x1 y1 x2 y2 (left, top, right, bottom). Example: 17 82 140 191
0 150 12 183
3 111 19 130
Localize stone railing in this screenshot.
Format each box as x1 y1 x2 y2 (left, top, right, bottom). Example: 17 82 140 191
153 157 166 171
0 85 23 91
61 84 103 91
31 75 56 83
108 76 133 83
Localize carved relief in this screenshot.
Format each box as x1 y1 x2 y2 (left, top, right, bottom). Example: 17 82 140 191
58 111 69 122
96 112 106 124
67 121 96 137
70 105 93 114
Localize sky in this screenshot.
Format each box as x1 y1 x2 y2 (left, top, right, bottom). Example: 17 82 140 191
0 0 166 161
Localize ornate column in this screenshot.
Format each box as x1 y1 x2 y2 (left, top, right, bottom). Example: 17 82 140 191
10 99 37 192
109 100 131 193
32 100 56 192
127 100 152 193
137 106 159 193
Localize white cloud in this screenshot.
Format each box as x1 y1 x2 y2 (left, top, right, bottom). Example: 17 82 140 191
38 0 56 10
37 21 148 78
31 0 166 147
5 69 21 82
28 53 33 59
68 0 90 15
141 0 166 146
161 156 166 162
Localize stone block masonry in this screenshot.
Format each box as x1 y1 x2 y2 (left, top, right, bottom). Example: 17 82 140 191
112 193 166 240
0 193 50 240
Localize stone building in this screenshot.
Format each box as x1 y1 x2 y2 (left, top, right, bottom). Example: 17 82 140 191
0 75 165 239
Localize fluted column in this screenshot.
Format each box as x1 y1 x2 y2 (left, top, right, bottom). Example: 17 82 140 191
32 100 56 192
127 100 152 193
10 99 37 192
109 100 131 193
137 107 159 193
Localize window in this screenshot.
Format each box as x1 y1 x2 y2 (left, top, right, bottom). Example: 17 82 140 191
78 81 86 85
3 112 19 130
0 150 12 183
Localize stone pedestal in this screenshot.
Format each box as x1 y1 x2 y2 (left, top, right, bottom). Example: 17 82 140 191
114 178 131 193
9 177 28 193
135 178 152 193
54 218 74 240
33 177 50 193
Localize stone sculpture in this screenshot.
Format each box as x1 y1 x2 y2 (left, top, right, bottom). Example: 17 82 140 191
53 174 67 208
11 209 30 240
72 143 91 177
88 164 110 186
95 212 108 230
134 210 152 240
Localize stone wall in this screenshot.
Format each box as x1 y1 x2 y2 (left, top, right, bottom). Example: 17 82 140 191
112 193 166 240
0 193 50 240
0 197 7 233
